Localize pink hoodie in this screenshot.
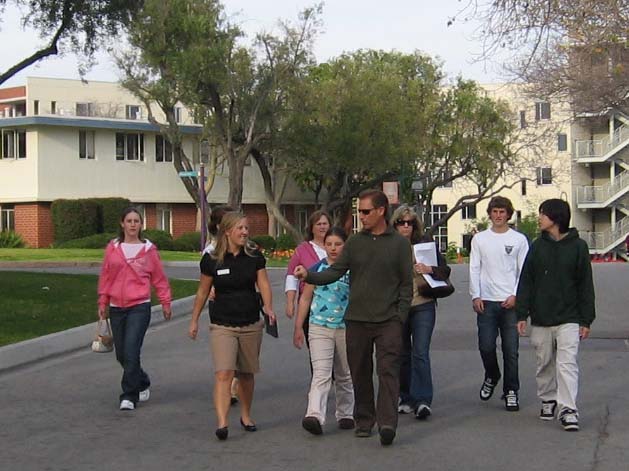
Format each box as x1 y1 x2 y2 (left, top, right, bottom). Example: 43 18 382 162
98 240 172 310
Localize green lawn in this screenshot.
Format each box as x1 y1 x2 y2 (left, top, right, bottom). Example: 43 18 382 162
0 248 203 262
0 271 198 347
0 248 288 266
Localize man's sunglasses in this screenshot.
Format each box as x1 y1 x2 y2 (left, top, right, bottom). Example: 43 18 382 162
358 208 378 215
395 219 417 227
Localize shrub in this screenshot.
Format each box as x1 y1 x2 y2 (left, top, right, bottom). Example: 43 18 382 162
51 199 100 243
275 233 296 250
143 229 175 251
251 235 276 251
55 232 116 249
173 232 201 252
0 231 25 248
517 213 539 244
91 198 131 233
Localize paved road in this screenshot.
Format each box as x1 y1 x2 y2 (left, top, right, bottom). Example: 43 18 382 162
0 265 627 470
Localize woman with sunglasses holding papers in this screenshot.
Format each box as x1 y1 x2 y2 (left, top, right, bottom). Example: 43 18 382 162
391 205 450 420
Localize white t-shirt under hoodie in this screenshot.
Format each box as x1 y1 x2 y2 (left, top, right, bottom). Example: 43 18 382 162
469 228 529 302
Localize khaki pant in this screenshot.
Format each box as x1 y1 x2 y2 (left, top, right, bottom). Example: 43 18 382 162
530 323 580 412
305 324 354 425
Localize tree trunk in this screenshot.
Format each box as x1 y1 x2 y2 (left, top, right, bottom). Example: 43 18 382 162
227 147 245 210
251 149 301 241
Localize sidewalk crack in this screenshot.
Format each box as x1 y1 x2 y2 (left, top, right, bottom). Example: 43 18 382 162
591 403 610 471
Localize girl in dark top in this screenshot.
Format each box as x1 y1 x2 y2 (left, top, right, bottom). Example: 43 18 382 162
188 212 276 441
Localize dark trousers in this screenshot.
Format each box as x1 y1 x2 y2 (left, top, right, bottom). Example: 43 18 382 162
399 302 436 407
477 301 519 393
109 302 152 403
346 318 403 431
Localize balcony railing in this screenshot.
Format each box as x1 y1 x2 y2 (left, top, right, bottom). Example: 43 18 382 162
576 170 629 205
580 217 629 252
574 124 629 160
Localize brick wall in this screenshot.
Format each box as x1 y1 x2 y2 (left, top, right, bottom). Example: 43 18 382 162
14 203 54 248
243 204 269 236
172 203 197 238
145 204 157 229
0 86 25 100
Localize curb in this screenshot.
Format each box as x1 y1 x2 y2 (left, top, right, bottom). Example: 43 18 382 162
0 296 196 374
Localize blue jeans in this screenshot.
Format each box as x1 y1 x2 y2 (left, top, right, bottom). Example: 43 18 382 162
476 301 519 393
109 302 152 403
399 302 436 407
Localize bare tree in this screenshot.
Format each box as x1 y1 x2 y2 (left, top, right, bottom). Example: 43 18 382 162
454 0 629 113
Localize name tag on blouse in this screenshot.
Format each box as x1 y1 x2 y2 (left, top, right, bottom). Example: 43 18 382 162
217 269 230 275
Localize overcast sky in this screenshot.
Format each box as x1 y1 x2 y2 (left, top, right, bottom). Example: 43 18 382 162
0 0 502 87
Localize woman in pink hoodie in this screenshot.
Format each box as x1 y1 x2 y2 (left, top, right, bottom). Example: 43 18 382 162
98 207 172 411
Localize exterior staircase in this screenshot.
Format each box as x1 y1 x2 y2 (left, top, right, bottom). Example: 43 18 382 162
574 123 629 163
581 216 629 255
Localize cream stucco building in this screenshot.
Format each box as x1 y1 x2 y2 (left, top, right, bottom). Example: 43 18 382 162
0 77 317 247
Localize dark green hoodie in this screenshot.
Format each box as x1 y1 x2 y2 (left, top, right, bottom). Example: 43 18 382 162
516 228 595 327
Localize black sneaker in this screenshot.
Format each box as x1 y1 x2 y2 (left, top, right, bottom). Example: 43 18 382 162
338 418 355 430
379 426 396 446
415 404 432 420
354 427 372 438
302 416 323 435
559 408 579 432
540 400 557 421
479 377 498 401
503 390 519 412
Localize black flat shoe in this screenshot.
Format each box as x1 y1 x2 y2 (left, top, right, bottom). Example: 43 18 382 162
240 418 257 432
215 426 228 440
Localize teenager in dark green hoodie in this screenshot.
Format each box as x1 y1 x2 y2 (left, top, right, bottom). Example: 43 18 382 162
516 199 595 432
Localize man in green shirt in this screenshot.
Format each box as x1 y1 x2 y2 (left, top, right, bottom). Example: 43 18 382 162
295 189 413 446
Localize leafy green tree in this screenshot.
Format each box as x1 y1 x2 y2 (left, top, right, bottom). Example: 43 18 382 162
284 50 443 224
410 79 518 234
0 0 142 85
119 0 319 241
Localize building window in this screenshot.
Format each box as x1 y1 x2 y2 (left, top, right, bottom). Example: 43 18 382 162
79 130 95 159
296 208 308 234
461 203 476 220
430 204 448 252
155 135 173 162
76 102 94 117
0 204 15 231
558 133 568 151
126 105 141 120
34 100 39 115
156 204 172 234
174 107 182 123
116 133 144 161
1 129 26 159
536 167 552 185
438 170 453 188
51 101 56 114
521 179 527 196
535 102 551 121
519 110 527 129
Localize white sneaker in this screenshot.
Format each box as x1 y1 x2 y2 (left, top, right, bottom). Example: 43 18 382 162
139 388 150 402
120 399 135 411
398 403 414 414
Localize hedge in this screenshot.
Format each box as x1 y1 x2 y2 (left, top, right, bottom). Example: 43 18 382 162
173 232 201 252
51 199 100 243
55 232 116 249
251 235 276 251
91 198 131 233
275 233 296 250
143 229 175 251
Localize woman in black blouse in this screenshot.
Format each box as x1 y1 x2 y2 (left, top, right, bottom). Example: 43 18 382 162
189 212 276 440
